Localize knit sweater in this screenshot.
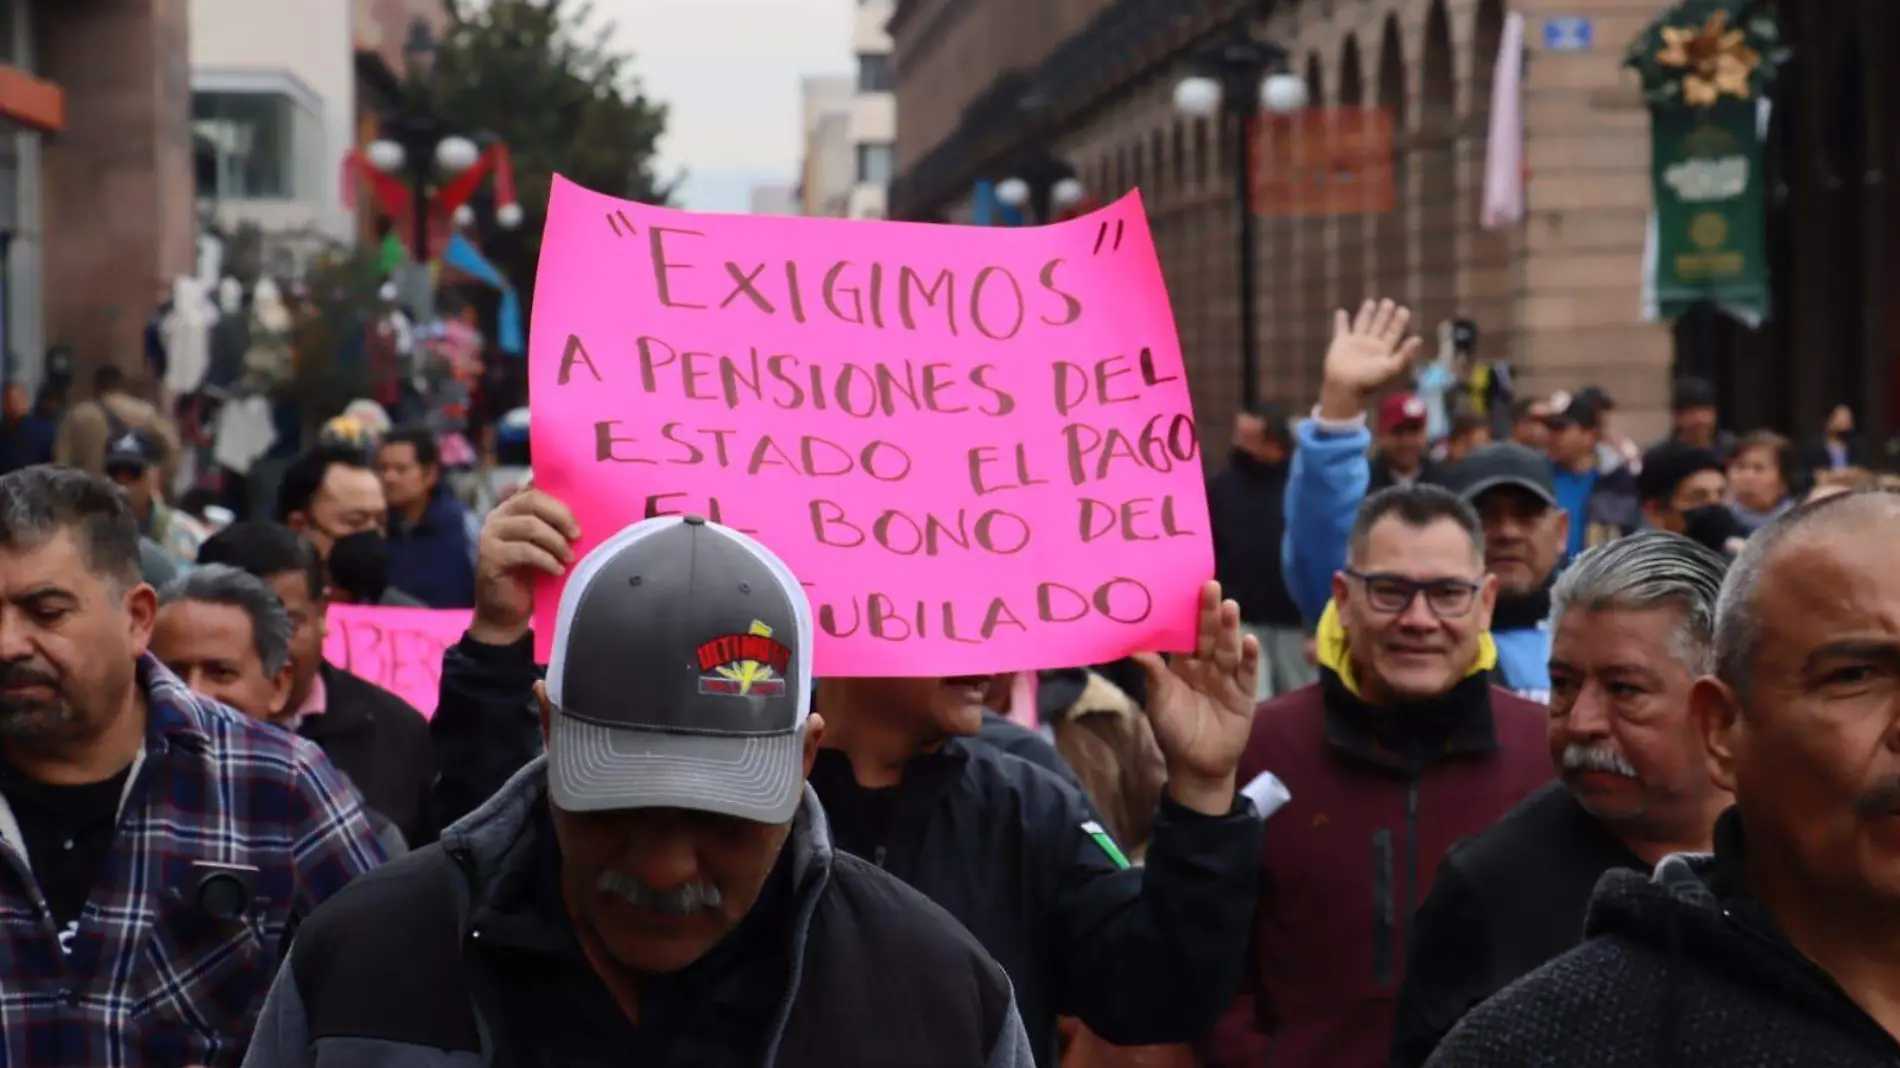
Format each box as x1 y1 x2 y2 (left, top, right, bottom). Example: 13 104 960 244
1425 810 1900 1067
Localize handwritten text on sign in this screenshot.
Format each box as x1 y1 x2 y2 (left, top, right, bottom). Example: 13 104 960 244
528 178 1212 675
323 605 471 718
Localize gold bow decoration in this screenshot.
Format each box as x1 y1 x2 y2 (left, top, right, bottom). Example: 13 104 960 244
1654 9 1761 107
1624 2 1784 111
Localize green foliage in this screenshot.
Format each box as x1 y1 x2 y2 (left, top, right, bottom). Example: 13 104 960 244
286 247 386 430
436 0 673 298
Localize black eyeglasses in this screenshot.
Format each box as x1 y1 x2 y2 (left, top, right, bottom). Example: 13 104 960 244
1343 569 1482 618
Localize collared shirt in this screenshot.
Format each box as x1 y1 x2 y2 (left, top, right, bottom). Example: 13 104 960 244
283 670 328 732
0 655 386 1068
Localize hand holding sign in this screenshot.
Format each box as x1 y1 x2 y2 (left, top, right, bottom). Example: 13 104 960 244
471 489 579 647
1133 581 1260 817
529 179 1213 676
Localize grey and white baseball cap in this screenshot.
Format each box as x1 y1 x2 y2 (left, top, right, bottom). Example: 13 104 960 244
545 514 813 824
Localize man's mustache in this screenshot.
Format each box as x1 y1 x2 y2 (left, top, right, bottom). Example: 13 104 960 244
1562 743 1638 779
0 663 59 694
1854 779 1900 818
596 869 724 915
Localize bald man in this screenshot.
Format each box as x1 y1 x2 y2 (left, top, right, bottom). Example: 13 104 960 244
1427 489 1900 1067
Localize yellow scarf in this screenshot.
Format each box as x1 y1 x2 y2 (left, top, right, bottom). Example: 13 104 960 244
1313 599 1497 700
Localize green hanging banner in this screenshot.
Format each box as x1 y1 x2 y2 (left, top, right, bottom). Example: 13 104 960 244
1624 0 1787 322
1649 101 1767 321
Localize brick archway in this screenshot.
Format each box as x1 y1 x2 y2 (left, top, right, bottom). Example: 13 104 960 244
1277 50 1329 405
1372 15 1410 310
1418 0 1460 341
1332 33 1370 384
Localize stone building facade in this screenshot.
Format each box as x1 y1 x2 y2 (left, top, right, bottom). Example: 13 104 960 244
27 0 195 388
891 0 1681 450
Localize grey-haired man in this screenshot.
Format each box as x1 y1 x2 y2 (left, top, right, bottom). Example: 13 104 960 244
1391 531 1732 1067
151 564 298 723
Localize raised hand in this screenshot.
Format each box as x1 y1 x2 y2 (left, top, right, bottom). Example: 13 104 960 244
470 488 580 646
1318 299 1425 420
1131 581 1262 816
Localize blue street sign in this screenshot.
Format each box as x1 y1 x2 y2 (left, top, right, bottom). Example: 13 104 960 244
1543 16 1594 52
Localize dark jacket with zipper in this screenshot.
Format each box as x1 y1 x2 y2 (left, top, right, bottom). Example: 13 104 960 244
242 760 1036 1068
977 710 1081 789
1794 434 1870 492
1368 455 1445 493
1426 808 1900 1067
1202 614 1550 1068
1387 781 1648 1068
428 632 1265 1068
1207 449 1303 628
301 664 437 848
427 634 546 831
385 484 477 609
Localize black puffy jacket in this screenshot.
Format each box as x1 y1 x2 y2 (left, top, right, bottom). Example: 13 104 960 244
245 763 1036 1068
428 632 1265 1067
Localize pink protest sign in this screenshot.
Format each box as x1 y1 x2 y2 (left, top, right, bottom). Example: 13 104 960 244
323 604 471 718
528 176 1212 676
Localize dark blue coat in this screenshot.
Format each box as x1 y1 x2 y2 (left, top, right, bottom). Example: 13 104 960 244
385 484 477 609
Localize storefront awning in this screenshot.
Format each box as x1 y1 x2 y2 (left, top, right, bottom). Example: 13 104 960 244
0 65 63 134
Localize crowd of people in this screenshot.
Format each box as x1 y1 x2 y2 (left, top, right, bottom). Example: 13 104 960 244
0 363 484 611
0 296 1898 1067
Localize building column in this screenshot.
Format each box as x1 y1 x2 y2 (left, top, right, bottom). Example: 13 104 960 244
37 0 194 385
1509 2 1673 439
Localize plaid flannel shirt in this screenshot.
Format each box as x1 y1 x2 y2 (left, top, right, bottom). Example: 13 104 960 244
0 655 387 1068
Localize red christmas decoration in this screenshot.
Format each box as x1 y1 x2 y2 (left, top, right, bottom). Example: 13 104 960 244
341 142 522 261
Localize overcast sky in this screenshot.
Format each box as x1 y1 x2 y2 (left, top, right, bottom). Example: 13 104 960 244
599 0 853 213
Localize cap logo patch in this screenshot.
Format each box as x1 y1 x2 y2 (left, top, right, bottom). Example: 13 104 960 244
113 433 140 451
697 620 791 697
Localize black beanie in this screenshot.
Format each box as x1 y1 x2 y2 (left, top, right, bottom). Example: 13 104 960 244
1638 442 1725 505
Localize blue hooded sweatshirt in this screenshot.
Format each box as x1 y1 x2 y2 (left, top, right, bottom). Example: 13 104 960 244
1281 415 1550 702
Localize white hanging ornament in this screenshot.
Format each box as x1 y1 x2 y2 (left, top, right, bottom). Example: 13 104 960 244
452 204 475 228
496 202 524 229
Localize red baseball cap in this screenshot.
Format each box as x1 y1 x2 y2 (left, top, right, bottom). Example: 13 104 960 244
1378 393 1429 433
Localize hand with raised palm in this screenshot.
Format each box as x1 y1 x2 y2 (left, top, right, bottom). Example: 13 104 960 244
1132 581 1262 817
1318 299 1426 421
469 487 580 647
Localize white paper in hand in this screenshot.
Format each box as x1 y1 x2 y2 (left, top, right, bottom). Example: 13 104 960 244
1241 771 1292 820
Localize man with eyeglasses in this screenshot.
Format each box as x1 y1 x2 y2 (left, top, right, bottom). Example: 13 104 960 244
1201 484 1552 1068
1282 302 1571 702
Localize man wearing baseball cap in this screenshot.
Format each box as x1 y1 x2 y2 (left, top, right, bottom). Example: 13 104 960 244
1432 443 1574 700
1543 390 1641 560
247 514 1038 1067
104 427 210 572
1370 392 1441 491
420 487 1267 1068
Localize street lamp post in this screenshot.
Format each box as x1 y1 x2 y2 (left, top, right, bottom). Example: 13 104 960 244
1174 15 1309 410
402 21 436 265
362 21 494 266
376 19 479 267
360 18 496 319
